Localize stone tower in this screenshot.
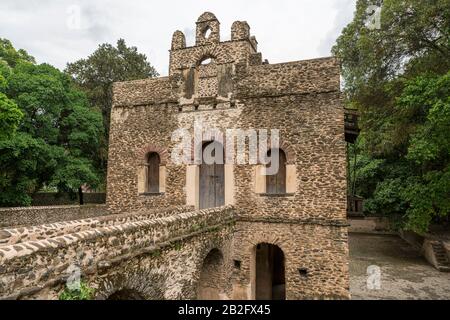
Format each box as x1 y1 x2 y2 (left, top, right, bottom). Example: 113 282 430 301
107 12 350 300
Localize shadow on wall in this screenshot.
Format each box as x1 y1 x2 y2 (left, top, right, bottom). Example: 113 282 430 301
107 289 145 300
29 193 106 206
197 248 224 300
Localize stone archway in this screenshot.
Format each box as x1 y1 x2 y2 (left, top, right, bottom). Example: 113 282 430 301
197 248 224 300
254 243 286 300
107 289 145 300
95 271 166 300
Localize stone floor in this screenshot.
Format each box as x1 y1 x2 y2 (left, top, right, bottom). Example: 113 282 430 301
349 233 450 300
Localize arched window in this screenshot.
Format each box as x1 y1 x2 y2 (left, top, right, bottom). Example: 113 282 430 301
198 56 214 66
266 149 287 195
146 152 160 193
200 57 212 65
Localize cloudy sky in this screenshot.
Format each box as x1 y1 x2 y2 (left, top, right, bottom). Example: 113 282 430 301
0 0 356 76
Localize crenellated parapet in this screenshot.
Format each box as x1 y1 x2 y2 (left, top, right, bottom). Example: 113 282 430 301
171 30 186 50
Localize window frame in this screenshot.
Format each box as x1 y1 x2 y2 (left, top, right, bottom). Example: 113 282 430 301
145 152 161 194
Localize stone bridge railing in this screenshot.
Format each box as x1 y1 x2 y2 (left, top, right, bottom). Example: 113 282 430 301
0 205 192 246
0 205 235 299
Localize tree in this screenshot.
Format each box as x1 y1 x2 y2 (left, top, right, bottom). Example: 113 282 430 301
401 73 450 231
0 38 35 67
0 39 103 206
66 39 159 172
0 93 23 139
0 60 23 139
333 1 450 233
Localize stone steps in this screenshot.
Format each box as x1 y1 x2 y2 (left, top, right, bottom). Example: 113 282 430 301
431 241 450 272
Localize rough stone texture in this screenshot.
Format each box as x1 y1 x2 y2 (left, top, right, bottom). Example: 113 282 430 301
30 192 106 206
0 206 191 246
0 12 350 300
231 221 349 300
104 12 349 300
0 205 107 229
0 206 234 299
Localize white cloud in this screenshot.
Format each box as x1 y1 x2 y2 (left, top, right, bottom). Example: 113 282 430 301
0 0 356 76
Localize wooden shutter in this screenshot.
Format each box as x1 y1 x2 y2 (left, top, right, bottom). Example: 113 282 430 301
147 153 160 193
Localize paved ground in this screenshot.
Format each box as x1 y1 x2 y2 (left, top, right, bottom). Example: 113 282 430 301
349 233 450 300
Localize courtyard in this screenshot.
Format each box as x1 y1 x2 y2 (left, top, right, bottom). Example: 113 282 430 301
349 233 450 300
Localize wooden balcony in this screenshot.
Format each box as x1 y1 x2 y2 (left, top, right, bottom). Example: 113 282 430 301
345 109 360 143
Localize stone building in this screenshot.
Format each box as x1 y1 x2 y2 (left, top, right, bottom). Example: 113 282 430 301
106 12 350 300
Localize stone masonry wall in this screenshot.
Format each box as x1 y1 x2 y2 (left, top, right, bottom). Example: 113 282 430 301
0 206 234 299
0 205 107 229
231 221 350 300
105 12 349 299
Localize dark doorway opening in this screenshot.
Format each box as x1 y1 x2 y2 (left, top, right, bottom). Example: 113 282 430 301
107 289 144 300
255 243 286 300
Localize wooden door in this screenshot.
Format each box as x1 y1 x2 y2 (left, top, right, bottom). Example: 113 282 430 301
266 149 286 194
199 142 225 209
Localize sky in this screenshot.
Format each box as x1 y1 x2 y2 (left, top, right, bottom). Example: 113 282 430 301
0 0 356 76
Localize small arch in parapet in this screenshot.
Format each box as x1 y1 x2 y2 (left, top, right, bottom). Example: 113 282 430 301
197 53 216 67
198 55 215 66
197 12 218 23
203 26 212 39
196 12 220 45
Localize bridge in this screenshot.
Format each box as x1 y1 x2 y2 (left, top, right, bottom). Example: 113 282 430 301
0 206 235 300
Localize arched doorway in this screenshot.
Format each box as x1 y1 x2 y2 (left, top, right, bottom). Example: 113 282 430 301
254 243 286 300
107 289 145 300
199 141 225 209
197 248 224 300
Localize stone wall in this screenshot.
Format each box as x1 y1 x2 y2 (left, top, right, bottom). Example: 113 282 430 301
0 205 108 229
0 204 350 300
0 206 234 299
30 193 106 206
0 12 351 300
104 12 350 299
231 221 350 300
0 206 191 246
348 217 394 234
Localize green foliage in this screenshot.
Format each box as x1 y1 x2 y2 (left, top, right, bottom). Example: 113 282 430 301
335 1 450 233
0 39 103 206
150 249 161 258
0 38 156 206
172 241 183 251
0 92 23 139
59 281 95 300
66 39 159 172
0 38 35 67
